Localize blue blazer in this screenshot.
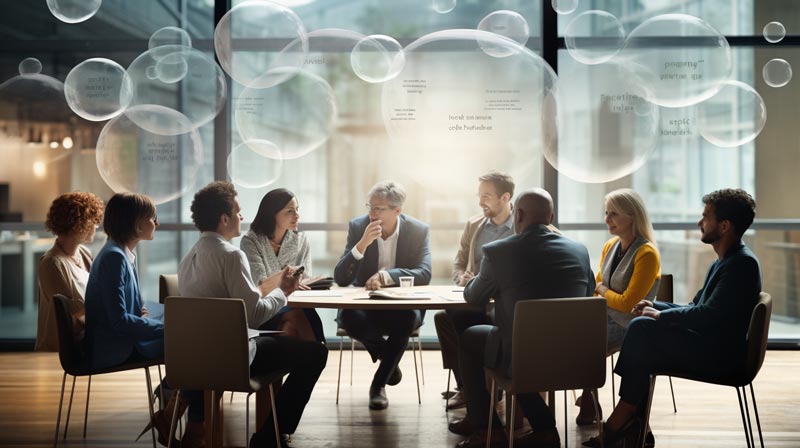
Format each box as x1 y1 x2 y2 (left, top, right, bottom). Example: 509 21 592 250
334 214 432 287
85 241 164 370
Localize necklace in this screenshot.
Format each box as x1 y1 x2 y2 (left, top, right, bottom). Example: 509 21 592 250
56 240 83 267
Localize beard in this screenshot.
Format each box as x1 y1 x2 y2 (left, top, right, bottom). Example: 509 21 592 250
700 228 720 244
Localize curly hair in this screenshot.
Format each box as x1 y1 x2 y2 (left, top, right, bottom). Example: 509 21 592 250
190 181 238 232
45 192 104 237
703 189 756 237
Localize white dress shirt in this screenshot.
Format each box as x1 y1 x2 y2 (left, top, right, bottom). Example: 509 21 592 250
350 218 400 286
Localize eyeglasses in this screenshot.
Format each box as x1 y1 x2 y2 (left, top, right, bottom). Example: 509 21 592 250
365 204 391 213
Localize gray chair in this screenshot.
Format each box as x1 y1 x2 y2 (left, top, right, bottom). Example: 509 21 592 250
641 292 772 448
485 297 607 448
164 296 285 448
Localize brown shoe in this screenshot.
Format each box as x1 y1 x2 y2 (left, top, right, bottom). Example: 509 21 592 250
448 416 474 436
181 421 205 448
455 429 508 448
515 428 561 448
446 390 467 410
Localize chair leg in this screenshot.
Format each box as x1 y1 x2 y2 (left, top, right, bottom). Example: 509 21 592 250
350 338 354 386
589 389 603 448
487 380 496 448
54 372 67 448
83 375 92 438
640 376 656 448
230 392 235 404
509 394 516 448
412 336 421 404
445 370 451 412
63 375 76 439
269 384 281 448
742 386 756 448
417 336 425 385
167 389 182 448
563 391 567 448
610 355 616 408
668 376 677 413
748 383 765 448
157 365 165 408
144 367 157 448
336 336 343 405
245 392 251 448
736 387 753 448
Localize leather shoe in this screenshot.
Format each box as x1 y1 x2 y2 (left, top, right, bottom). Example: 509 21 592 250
455 429 508 448
575 391 602 426
152 409 182 447
514 428 561 448
387 366 403 386
446 390 466 410
582 418 642 447
448 416 474 436
369 386 389 410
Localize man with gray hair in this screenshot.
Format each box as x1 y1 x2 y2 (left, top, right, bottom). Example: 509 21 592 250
334 180 432 410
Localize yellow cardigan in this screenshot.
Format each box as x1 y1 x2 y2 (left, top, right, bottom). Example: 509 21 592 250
596 236 661 314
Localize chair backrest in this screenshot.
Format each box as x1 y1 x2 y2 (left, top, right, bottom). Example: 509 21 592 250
164 296 253 392
159 274 179 304
511 297 607 392
744 292 772 383
656 274 673 303
52 294 84 373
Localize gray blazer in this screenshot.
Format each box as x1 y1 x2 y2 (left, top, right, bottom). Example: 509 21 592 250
240 229 311 283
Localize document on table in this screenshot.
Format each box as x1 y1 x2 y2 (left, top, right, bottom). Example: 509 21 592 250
248 329 285 339
291 290 344 298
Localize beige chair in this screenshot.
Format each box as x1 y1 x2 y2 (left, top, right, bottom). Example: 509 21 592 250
641 292 772 448
335 326 424 404
159 274 179 304
486 297 607 448
164 296 285 448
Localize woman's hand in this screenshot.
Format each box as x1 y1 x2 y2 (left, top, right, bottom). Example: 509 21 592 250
595 283 608 296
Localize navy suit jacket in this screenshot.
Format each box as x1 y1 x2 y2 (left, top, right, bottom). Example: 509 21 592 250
334 214 432 287
464 224 596 374
85 241 164 370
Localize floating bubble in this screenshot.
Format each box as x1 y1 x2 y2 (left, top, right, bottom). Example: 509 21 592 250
235 69 337 160
123 45 227 135
565 10 625 65
433 0 456 14
351 35 405 83
46 0 102 24
64 58 131 121
549 61 659 183
477 10 530 57
0 62 74 131
214 0 308 89
697 80 766 148
19 58 43 76
763 58 792 88
763 21 785 43
552 0 578 15
618 14 732 108
658 105 698 145
228 140 283 188
149 27 193 61
95 105 203 205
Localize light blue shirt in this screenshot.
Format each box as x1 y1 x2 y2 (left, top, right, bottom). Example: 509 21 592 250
472 214 514 272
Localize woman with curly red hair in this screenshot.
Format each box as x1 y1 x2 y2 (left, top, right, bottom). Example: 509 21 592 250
36 191 105 351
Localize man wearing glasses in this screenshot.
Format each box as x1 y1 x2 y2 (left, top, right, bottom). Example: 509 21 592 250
334 180 432 410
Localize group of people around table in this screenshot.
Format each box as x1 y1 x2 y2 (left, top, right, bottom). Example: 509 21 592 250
35 170 762 448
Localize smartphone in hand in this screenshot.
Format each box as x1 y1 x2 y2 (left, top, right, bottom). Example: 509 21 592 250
292 266 305 277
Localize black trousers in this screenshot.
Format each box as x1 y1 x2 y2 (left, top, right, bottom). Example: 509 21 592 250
434 309 492 389
337 309 423 388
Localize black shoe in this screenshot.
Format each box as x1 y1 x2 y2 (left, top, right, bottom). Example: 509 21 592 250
387 366 403 386
369 386 389 410
448 416 474 436
249 431 289 448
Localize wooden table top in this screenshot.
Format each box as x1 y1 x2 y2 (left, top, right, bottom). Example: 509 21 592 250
287 285 478 310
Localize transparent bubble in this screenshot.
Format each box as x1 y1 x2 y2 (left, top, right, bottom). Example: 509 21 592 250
149 27 193 61
123 45 227 135
381 29 558 190
549 61 659 183
351 35 405 83
277 28 366 80
658 105 698 145
477 10 530 58
235 69 337 160
433 0 456 14
95 105 203 205
0 69 75 131
214 0 308 89
697 80 766 148
228 140 283 188
19 58 43 76
763 58 792 88
552 0 579 15
763 21 785 43
64 58 132 121
565 10 625 65
46 0 102 24
618 14 732 108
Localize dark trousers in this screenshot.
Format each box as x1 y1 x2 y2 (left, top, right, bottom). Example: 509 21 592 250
434 309 491 388
337 309 422 388
459 325 556 432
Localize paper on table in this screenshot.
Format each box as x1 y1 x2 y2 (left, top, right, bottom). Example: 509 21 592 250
248 329 285 339
291 290 344 298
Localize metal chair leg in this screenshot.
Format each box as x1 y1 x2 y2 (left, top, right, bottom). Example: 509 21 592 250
736 387 753 448
350 338 354 386
83 375 92 438
445 370 451 411
590 389 603 448
486 380 496 448
144 367 157 448
668 376 677 413
167 390 182 448
509 394 516 448
54 372 67 447
742 386 756 448
748 383 765 448
610 355 616 408
63 375 76 439
245 392 251 448
640 376 656 448
412 336 421 404
269 384 281 448
230 392 235 404
417 336 425 385
157 365 165 408
336 336 344 405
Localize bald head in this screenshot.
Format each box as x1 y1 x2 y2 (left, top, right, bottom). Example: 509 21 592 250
513 188 554 233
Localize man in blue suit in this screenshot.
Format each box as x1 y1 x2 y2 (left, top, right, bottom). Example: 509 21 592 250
334 180 432 410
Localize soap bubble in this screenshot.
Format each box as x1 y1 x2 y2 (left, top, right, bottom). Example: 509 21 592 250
235 69 337 160
19 58 43 76
552 0 578 15
277 28 366 81
228 140 283 188
214 0 307 89
565 10 625 65
64 58 131 121
351 35 405 83
762 58 792 88
477 10 530 57
619 14 732 108
0 62 74 128
658 105 698 146
763 21 785 43
95 105 203 205
697 80 766 148
433 0 456 14
149 27 193 61
548 61 659 183
123 45 226 135
46 0 102 24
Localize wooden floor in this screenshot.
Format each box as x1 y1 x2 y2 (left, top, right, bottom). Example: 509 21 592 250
1 349 799 447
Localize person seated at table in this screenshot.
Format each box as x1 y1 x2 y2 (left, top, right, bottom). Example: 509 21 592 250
179 181 327 448
583 189 762 447
240 188 323 342
36 191 104 351
458 189 595 448
576 188 661 425
334 180 432 410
